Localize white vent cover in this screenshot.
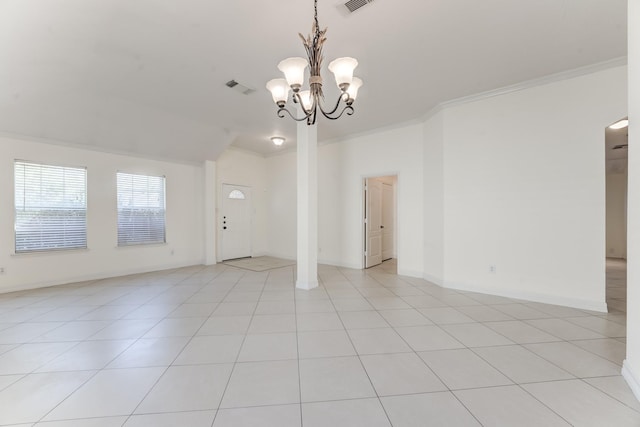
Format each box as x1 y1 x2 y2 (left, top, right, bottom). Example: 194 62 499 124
344 0 374 13
225 80 255 95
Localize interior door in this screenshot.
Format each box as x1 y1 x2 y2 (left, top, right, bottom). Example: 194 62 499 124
365 178 383 268
222 184 252 261
382 182 394 261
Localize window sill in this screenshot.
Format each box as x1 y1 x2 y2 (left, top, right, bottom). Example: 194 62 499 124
11 248 90 257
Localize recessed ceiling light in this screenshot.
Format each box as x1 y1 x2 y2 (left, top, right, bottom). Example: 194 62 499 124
609 119 629 130
271 136 285 146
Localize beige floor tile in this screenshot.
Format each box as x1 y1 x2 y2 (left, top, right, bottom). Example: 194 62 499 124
419 348 512 390
299 356 375 402
381 392 480 427
135 364 233 413
523 379 640 426
214 405 300 427
302 398 391 427
455 385 570 426
361 352 446 396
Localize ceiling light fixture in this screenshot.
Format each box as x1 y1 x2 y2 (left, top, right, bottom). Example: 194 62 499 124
271 136 285 146
609 119 629 130
266 0 363 125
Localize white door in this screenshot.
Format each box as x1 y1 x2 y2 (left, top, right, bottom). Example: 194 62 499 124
222 184 252 260
365 178 383 268
382 182 394 261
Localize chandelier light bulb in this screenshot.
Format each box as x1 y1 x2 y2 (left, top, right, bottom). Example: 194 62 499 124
298 90 314 111
266 79 290 107
346 77 363 103
278 57 308 91
328 57 358 90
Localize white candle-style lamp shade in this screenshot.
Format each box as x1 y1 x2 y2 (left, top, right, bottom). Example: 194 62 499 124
266 79 290 107
298 90 314 111
346 77 363 102
278 57 308 91
328 57 358 90
271 136 285 146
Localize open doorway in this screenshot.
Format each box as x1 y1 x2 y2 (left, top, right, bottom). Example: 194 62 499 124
605 118 628 313
363 175 397 269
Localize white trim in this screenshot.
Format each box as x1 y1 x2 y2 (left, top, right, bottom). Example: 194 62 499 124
0 132 206 166
443 279 608 312
318 258 362 270
265 57 628 158
622 360 640 403
397 268 423 279
422 56 628 121
296 280 319 290
423 272 444 286
0 260 204 295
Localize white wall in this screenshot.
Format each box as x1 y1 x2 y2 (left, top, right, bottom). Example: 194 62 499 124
216 148 269 260
268 124 425 277
423 111 445 285
0 136 204 293
624 0 640 402
606 171 627 258
266 151 297 260
441 66 627 311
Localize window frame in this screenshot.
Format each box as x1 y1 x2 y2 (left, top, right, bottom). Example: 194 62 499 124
116 171 167 247
13 159 88 254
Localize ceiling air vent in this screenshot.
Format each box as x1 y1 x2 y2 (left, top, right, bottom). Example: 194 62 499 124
344 0 374 13
225 80 255 95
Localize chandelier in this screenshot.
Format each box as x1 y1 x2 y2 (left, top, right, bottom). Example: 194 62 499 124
266 0 363 125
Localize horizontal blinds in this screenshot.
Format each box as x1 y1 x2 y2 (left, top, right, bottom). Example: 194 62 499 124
14 161 87 253
117 172 166 246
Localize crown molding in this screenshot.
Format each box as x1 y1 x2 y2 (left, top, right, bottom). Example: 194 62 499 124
0 131 205 167
422 56 628 122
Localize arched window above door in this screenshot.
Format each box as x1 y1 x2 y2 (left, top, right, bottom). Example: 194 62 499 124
228 189 246 200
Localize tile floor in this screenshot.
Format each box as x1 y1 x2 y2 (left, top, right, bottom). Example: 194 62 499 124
0 258 637 426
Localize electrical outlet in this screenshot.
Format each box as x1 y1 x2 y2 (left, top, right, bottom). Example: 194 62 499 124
0 267 4 274
489 265 496 273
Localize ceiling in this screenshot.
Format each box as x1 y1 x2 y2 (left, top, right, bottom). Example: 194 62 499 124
0 0 628 162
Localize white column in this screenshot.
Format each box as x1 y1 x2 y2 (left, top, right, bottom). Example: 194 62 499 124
296 117 319 290
624 0 640 402
204 160 217 265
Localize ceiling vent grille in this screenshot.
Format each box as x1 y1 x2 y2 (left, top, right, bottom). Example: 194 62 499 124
226 80 255 95
344 0 374 13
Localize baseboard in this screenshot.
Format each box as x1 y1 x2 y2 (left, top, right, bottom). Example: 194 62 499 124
264 252 296 262
397 268 423 279
0 260 204 295
622 360 640 402
423 272 444 286
443 279 608 312
318 258 362 270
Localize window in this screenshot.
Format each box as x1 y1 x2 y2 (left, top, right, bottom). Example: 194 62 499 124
117 172 166 246
228 189 246 199
14 160 87 253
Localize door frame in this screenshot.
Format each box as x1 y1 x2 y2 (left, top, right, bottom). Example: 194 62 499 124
361 172 399 269
218 183 253 262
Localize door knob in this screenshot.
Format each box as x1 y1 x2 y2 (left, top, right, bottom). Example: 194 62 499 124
380 225 384 229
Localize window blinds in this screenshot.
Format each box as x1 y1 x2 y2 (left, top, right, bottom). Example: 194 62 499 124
117 172 166 246
14 161 87 253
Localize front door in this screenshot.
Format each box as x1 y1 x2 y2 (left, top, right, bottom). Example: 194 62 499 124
222 184 252 261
